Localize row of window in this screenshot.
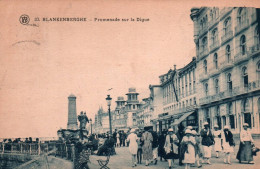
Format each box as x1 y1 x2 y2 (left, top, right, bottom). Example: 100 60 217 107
163 97 197 112
203 66 249 95
202 31 260 75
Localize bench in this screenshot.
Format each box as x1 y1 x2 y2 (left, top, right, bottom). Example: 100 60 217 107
97 149 111 169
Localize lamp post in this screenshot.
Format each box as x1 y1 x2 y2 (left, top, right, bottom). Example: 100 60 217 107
89 118 92 135
106 95 112 134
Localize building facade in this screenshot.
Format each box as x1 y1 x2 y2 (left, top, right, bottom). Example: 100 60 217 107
190 7 260 134
151 59 198 132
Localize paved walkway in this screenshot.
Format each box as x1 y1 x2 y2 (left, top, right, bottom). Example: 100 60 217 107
89 141 260 169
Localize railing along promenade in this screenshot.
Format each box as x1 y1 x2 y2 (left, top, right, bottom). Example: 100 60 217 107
0 142 75 161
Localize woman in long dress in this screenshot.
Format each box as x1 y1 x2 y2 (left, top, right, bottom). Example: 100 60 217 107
236 123 255 164
116 132 120 147
142 128 153 166
182 129 196 169
164 128 179 169
221 125 235 164
213 125 222 158
192 130 202 168
127 128 138 167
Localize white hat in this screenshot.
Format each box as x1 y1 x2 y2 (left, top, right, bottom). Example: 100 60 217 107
191 130 197 135
185 129 192 134
224 125 229 129
214 125 219 128
130 129 136 133
187 126 193 130
168 128 174 132
203 122 209 126
243 123 249 127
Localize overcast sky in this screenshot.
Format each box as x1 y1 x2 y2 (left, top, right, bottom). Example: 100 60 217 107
0 0 257 138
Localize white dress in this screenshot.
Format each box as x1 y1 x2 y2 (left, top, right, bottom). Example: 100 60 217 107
182 136 196 164
116 133 120 144
213 130 222 151
221 131 233 153
127 133 138 155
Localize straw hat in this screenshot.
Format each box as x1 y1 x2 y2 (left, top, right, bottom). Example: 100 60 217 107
168 128 174 132
186 126 193 130
185 129 192 134
214 125 219 128
224 125 230 130
191 130 197 135
243 123 249 127
130 128 136 133
203 122 209 126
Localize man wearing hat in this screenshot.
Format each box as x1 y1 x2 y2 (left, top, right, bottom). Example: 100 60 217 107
236 123 255 164
200 122 214 164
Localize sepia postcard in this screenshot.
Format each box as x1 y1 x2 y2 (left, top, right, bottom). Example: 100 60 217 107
0 0 260 168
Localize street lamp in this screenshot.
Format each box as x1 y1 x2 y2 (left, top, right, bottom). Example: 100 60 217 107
106 94 112 134
89 118 92 135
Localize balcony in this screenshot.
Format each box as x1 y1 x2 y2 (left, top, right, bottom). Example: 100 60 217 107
234 52 249 64
248 80 260 92
198 72 209 82
199 87 240 105
199 48 209 59
199 25 208 36
221 30 233 44
220 59 234 71
249 44 260 56
210 40 220 52
235 19 249 35
208 67 220 77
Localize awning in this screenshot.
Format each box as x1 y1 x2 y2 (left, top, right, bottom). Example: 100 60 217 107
172 111 194 126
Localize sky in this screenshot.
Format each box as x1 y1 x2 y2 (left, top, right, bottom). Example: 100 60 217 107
0 0 258 138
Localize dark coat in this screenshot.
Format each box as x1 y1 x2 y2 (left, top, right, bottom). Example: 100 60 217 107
151 131 159 148
200 128 214 146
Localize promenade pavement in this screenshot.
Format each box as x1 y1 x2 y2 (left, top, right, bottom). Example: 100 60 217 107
89 139 260 169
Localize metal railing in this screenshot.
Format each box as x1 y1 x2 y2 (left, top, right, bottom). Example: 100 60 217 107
0 142 75 161
221 30 233 44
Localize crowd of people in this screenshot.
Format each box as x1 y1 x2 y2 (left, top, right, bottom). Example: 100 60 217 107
120 122 257 169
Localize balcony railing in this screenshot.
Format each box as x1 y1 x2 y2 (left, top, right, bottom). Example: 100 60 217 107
221 30 233 44
234 52 249 64
199 48 209 58
199 83 260 106
198 72 209 81
210 40 219 52
220 59 234 71
199 25 208 36
235 19 249 35
249 44 260 55
199 87 240 105
248 80 260 91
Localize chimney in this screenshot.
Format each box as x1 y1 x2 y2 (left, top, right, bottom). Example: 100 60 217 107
174 64 176 70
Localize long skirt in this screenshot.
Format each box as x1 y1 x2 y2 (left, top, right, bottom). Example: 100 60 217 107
236 141 253 162
214 138 222 151
183 144 196 164
223 140 233 153
203 145 212 158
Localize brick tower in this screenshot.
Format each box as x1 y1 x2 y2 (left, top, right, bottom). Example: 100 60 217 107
67 94 78 130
